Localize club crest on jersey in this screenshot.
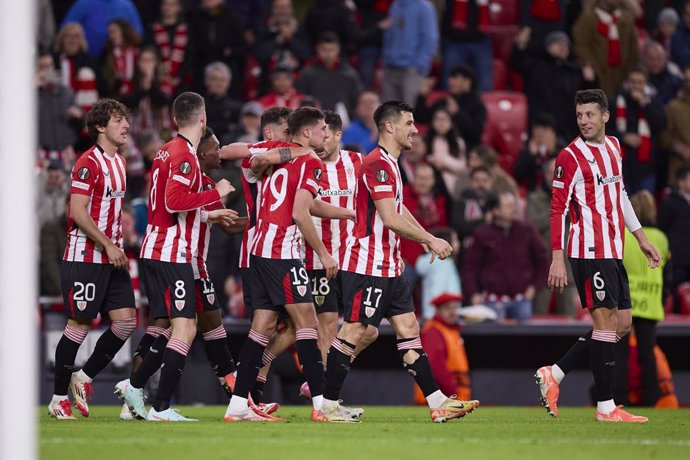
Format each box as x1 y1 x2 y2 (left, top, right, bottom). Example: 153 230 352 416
77 167 90 180
596 291 606 301
376 169 389 183
179 161 192 174
297 285 307 297
206 294 215 304
175 300 185 311
365 307 376 318
315 295 325 306
314 168 323 181
555 166 564 179
77 300 87 311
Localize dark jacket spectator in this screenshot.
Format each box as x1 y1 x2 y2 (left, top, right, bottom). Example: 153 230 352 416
415 65 487 151
641 39 684 106
510 29 597 141
304 0 362 50
661 68 690 188
296 33 363 116
203 61 242 140
451 166 494 247
514 114 566 191
39 213 68 296
37 53 79 152
659 167 690 272
670 2 690 70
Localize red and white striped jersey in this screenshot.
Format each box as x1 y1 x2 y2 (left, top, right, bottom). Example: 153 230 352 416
238 140 299 268
140 135 221 263
305 150 363 270
343 146 404 277
195 173 224 279
251 155 324 259
551 136 641 260
64 145 127 264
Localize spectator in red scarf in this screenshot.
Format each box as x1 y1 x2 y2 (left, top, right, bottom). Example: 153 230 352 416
258 66 306 110
101 19 141 97
144 0 194 96
607 67 667 194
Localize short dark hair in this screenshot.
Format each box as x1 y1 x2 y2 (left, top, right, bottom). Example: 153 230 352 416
317 31 340 46
86 98 128 142
199 126 216 149
323 110 343 133
532 113 558 131
469 165 492 179
432 227 457 244
449 64 476 90
676 165 690 182
173 92 205 127
288 107 325 136
575 89 609 112
627 65 648 80
261 106 292 131
373 100 414 131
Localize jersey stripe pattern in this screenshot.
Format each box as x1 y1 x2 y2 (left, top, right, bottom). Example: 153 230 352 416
305 150 362 270
140 136 221 263
64 145 127 264
551 135 635 260
343 146 403 277
251 155 323 259
239 141 299 267
195 173 224 279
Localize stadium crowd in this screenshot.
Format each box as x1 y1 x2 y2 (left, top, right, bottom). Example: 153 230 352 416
37 0 690 322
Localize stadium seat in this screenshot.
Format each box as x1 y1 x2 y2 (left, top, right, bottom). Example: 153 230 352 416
489 25 519 63
493 59 508 90
480 91 528 172
677 282 690 315
489 0 520 26
243 55 262 101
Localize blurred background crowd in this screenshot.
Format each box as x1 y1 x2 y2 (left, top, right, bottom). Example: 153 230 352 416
36 0 690 323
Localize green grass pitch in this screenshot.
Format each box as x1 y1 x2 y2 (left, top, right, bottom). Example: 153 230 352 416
40 406 690 460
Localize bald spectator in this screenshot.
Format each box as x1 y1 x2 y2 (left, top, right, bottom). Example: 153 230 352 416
203 61 242 140
341 90 380 153
642 40 684 105
572 0 639 97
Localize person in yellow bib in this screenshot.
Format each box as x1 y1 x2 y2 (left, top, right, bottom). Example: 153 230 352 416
614 190 671 406
414 293 471 405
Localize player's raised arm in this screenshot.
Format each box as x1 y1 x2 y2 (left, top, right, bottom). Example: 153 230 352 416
165 153 234 213
250 146 315 175
310 199 355 221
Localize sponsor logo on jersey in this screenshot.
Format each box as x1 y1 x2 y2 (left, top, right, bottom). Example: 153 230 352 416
376 169 389 183
596 174 622 186
105 186 126 199
77 167 90 180
175 300 185 311
319 189 353 197
596 290 606 301
103 169 110 177
179 161 192 174
297 285 307 297
77 300 87 311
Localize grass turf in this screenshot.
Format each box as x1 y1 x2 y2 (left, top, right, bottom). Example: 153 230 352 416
40 406 690 460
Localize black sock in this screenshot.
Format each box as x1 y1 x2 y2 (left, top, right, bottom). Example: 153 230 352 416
131 333 169 389
53 326 87 395
591 330 617 402
202 325 236 377
81 329 125 379
251 376 266 403
324 337 355 400
295 328 325 398
133 333 156 362
556 329 592 374
234 329 269 399
397 337 439 397
152 338 189 412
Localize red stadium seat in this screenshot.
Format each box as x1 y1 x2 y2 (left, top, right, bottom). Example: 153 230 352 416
243 55 262 101
493 59 508 90
480 91 528 172
677 282 690 315
489 25 519 63
490 0 520 26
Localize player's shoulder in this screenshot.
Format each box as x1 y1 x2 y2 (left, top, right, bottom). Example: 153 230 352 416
340 149 364 167
74 147 102 173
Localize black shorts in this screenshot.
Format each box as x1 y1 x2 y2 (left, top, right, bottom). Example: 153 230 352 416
308 269 341 314
250 255 312 311
140 259 197 319
341 271 414 327
61 261 135 319
569 258 632 310
195 277 220 313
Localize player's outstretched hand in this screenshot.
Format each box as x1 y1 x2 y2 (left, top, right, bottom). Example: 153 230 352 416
106 244 128 269
547 258 567 293
639 239 661 269
215 179 235 198
208 209 239 225
428 237 452 263
320 253 339 280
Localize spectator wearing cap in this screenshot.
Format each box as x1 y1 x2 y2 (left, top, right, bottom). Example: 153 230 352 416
203 61 242 141
229 102 263 143
462 190 549 321
380 0 439 105
413 292 471 405
572 0 639 97
258 67 306 110
514 114 565 192
296 32 363 118
641 40 684 106
656 7 679 51
416 227 462 320
607 67 667 194
415 65 486 152
510 28 597 141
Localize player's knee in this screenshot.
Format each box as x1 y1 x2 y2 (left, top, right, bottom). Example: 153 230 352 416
197 310 222 333
67 318 91 331
362 326 379 347
111 318 137 341
339 322 366 344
